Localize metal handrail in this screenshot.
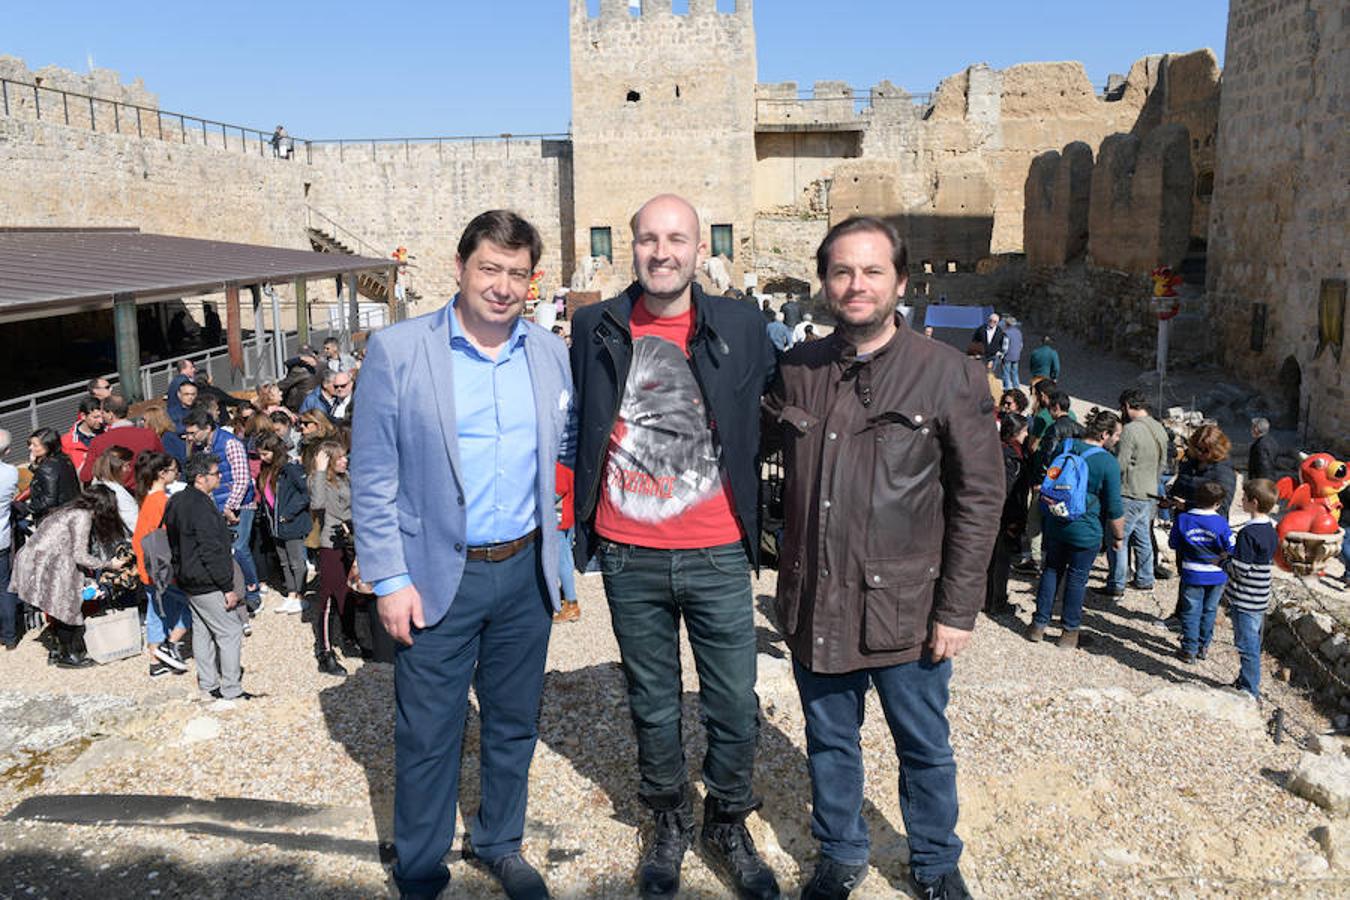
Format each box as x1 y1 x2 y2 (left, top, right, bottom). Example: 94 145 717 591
758 92 934 105
305 207 388 260
0 75 308 159
302 132 570 163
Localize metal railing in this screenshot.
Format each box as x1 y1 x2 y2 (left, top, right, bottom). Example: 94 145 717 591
305 207 389 260
301 132 569 164
756 91 934 117
0 75 309 159
0 326 348 466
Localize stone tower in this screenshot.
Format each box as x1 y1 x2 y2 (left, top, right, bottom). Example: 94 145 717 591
569 0 757 289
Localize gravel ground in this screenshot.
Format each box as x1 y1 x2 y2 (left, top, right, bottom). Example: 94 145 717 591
0 563 1345 899
1 333 1345 898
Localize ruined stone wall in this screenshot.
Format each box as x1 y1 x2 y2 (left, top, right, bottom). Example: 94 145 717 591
1023 141 1093 268
1087 124 1194 273
569 0 757 299
751 214 829 297
1208 0 1349 453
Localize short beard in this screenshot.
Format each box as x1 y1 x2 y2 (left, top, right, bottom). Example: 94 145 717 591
833 311 894 346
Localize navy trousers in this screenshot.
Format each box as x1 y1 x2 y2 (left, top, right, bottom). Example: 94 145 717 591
391 542 553 898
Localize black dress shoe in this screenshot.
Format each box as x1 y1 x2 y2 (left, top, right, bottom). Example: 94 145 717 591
463 843 550 900
54 651 96 669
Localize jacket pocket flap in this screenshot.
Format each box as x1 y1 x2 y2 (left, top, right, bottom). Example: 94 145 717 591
398 510 422 536
863 555 940 589
779 405 819 435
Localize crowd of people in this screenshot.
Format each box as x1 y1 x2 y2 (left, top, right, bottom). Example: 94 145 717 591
0 335 380 691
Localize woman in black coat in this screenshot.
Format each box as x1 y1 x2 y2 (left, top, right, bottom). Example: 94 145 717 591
1167 423 1238 520
18 428 80 528
255 434 311 616
987 413 1031 614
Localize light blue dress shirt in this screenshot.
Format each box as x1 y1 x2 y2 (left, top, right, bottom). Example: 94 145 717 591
372 300 539 597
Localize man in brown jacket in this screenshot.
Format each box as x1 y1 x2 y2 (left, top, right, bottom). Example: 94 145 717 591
764 216 1003 900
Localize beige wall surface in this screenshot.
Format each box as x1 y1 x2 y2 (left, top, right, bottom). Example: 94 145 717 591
1208 0 1348 450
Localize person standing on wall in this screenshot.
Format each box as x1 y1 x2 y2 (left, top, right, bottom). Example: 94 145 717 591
568 194 780 899
764 216 1002 900
352 210 573 900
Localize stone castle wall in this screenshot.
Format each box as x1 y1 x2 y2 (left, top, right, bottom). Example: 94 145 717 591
1207 0 1348 452
0 58 572 318
569 0 757 299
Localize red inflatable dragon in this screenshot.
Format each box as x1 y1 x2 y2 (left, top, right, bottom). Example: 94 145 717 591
1275 452 1349 571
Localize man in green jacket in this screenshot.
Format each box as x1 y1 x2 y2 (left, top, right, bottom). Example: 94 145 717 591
1028 335 1061 384
1101 388 1170 596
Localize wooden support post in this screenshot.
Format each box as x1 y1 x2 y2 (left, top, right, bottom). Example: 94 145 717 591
295 278 310 346
386 265 399 323
112 293 143 403
226 283 243 377
346 272 360 341
249 284 264 378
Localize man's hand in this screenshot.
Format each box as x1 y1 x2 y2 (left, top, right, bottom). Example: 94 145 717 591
379 584 426 647
224 591 239 610
223 508 239 525
928 623 973 662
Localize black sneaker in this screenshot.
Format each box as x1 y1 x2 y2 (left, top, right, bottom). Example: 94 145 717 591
1196 646 1209 661
638 788 695 899
1177 649 1197 664
149 661 173 678
801 856 867 899
700 797 780 899
463 841 550 900
317 650 348 677
1090 586 1125 600
154 642 188 672
909 867 972 900
1159 616 1182 633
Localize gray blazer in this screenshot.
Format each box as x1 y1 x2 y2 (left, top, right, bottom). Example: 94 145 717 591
351 302 574 626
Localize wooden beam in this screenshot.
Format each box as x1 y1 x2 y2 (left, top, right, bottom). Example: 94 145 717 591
226 283 243 375
386 265 399 322
112 292 142 403
346 272 360 338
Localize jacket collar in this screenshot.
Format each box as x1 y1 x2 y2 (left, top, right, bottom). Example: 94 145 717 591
831 312 911 367
603 281 717 341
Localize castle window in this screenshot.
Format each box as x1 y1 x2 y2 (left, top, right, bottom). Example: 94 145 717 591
945 260 958 273
590 227 613 263
922 260 934 275
711 224 734 261
626 90 641 103
675 85 681 98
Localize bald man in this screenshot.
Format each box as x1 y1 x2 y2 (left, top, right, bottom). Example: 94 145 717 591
569 195 780 899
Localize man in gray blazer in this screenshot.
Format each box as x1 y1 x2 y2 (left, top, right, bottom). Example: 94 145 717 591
352 210 573 900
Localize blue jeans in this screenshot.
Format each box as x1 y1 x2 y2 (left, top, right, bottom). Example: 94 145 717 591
599 540 759 806
1032 538 1097 630
1179 582 1224 655
392 542 552 897
0 549 18 645
793 657 961 881
1000 360 1020 390
1230 607 1265 698
558 528 577 601
228 506 260 603
145 585 192 645
1107 497 1156 590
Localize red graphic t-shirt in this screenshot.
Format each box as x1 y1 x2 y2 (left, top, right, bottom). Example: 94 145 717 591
594 303 744 549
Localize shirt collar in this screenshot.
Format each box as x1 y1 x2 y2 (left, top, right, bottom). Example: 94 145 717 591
449 295 528 354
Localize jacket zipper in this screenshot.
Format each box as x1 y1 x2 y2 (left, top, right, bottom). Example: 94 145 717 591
580 308 632 520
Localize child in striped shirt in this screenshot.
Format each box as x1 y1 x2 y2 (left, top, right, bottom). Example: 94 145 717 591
1225 479 1279 698
1169 481 1236 663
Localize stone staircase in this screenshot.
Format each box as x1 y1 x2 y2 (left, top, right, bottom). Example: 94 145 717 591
305 226 421 306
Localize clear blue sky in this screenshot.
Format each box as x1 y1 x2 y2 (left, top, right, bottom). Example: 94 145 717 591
1 0 1228 139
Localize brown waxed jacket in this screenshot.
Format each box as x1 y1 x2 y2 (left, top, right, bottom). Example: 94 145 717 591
763 318 1005 673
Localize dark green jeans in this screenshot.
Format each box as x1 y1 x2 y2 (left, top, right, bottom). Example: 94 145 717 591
599 540 760 808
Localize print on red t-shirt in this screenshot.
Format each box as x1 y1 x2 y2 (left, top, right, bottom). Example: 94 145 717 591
594 303 743 549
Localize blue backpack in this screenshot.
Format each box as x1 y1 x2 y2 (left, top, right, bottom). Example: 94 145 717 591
1038 439 1105 522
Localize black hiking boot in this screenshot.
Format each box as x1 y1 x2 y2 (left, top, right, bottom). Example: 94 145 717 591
700 796 781 899
909 866 973 900
637 786 695 899
801 856 867 899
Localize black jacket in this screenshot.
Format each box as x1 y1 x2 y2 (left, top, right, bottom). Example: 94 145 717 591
569 282 778 569
165 486 235 595
1169 458 1238 521
1247 434 1280 482
263 462 312 542
25 454 80 524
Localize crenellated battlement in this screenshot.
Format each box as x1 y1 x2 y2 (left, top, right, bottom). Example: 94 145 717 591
573 0 752 23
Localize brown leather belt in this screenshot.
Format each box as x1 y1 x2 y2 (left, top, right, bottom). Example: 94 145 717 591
466 527 541 563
